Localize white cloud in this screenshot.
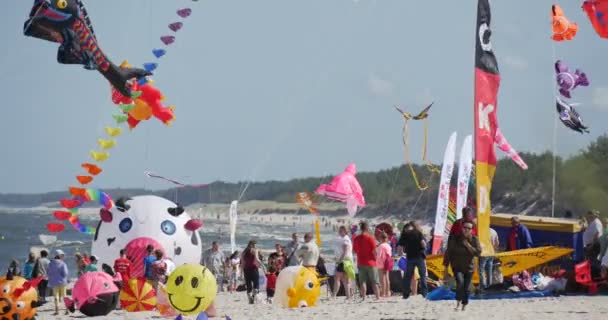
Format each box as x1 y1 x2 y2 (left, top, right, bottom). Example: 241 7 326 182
503 55 528 71
367 74 394 97
592 86 608 110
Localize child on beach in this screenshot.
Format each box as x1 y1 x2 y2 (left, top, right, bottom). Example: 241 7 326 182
376 232 393 297
227 251 240 293
265 266 277 304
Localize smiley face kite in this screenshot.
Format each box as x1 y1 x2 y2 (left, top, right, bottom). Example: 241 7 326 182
166 264 217 315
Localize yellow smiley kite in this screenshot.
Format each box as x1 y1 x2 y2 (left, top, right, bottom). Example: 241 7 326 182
166 264 217 315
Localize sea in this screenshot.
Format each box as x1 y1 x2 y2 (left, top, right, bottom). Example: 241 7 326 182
0 210 338 275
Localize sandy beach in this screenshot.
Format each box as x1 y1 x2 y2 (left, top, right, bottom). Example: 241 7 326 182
32 292 608 320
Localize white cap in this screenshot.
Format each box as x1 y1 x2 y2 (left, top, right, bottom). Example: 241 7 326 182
55 249 65 256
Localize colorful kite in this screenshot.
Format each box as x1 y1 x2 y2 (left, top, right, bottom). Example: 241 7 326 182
551 4 578 41
23 0 150 97
295 192 319 214
315 164 365 216
394 103 440 191
555 60 589 99
556 98 590 134
583 0 608 39
111 62 176 129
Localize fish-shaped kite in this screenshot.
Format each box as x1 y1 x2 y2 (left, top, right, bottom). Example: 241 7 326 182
551 4 577 41
555 60 589 99
394 102 433 120
556 98 589 134
23 0 151 97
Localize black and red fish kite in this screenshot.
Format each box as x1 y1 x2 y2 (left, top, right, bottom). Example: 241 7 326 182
23 0 151 97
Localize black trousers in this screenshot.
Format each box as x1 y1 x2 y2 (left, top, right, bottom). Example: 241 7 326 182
455 271 473 305
37 279 48 301
244 268 259 293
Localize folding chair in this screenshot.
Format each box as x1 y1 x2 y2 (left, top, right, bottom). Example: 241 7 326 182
574 260 607 295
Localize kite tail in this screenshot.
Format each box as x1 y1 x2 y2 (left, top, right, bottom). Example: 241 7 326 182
423 118 441 174
403 120 429 191
494 128 528 170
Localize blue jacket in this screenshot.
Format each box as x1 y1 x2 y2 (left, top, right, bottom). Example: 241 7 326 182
509 225 533 250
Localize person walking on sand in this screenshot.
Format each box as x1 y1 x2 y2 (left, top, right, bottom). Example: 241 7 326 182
583 210 603 261
444 221 481 311
227 251 240 293
353 221 380 301
376 231 393 297
48 250 69 316
398 221 429 299
241 240 262 304
333 226 353 300
33 250 50 303
297 233 320 271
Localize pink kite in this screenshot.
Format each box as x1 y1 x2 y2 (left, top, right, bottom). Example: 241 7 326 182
315 163 366 216
65 272 120 317
494 128 528 170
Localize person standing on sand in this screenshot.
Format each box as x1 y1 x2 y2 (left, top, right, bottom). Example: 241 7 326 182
74 253 87 278
47 250 69 316
333 226 353 300
203 241 226 293
399 221 428 299
84 255 98 273
7 259 21 277
444 221 481 311
507 216 533 251
143 245 156 281
23 252 36 280
583 210 603 261
353 221 380 301
479 227 499 290
297 233 320 271
376 231 393 297
113 249 132 282
241 240 262 304
285 233 301 266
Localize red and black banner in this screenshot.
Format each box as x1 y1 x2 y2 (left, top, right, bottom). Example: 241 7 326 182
474 0 500 255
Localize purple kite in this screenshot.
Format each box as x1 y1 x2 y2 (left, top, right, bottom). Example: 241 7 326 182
169 22 183 32
555 60 589 99
177 8 192 18
161 35 175 45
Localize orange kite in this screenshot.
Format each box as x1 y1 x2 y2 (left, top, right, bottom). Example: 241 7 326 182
551 4 577 41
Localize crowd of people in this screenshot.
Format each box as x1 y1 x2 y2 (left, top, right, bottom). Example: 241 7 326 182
6 207 608 314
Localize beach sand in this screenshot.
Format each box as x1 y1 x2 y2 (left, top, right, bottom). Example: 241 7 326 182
33 292 608 320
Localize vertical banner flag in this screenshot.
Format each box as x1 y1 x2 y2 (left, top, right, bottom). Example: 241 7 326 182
474 0 499 256
432 132 457 254
456 135 473 219
229 200 238 254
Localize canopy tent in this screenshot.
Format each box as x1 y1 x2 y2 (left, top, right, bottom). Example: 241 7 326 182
490 213 584 261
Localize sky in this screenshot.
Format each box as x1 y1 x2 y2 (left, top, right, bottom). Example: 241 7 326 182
1 0 607 194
